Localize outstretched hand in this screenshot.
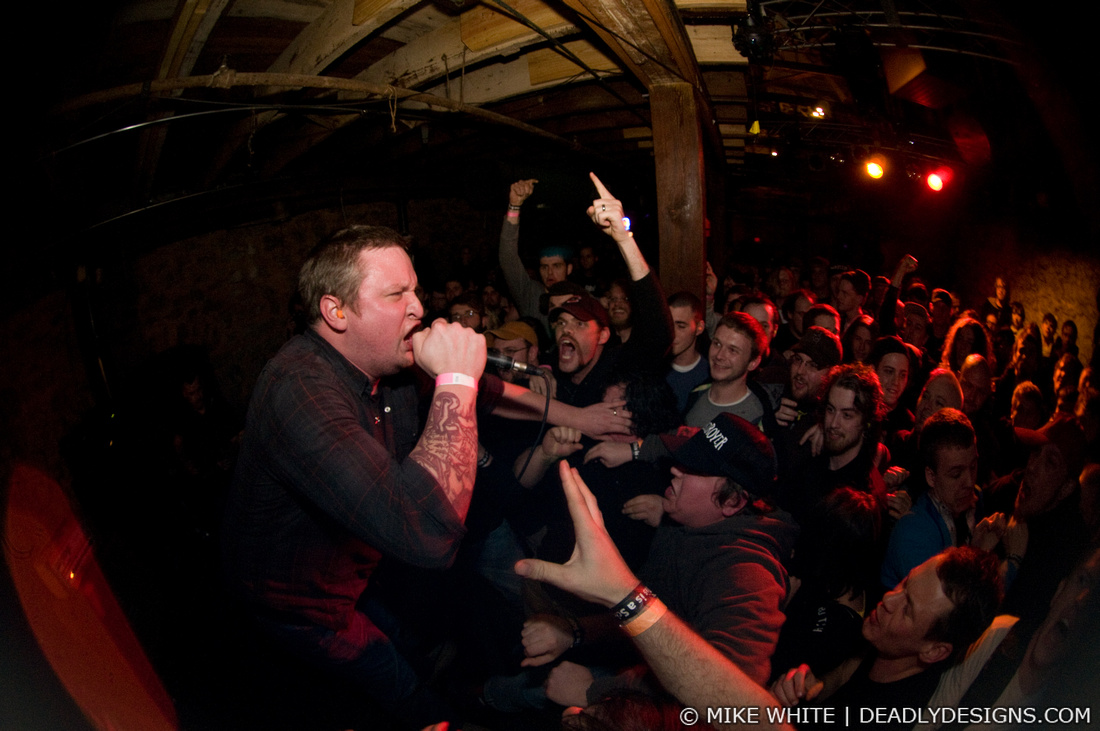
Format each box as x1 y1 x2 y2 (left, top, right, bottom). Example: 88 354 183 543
515 461 638 607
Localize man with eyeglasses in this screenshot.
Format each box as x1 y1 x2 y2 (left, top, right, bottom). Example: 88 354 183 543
448 291 484 332
486 321 541 385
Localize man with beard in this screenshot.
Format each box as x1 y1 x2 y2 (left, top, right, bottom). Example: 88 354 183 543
772 327 843 508
783 363 888 524
548 174 672 410
881 409 984 589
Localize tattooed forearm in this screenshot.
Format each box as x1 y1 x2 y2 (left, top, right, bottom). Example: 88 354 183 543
409 390 479 520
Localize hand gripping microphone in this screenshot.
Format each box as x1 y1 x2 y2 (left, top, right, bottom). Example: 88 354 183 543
486 349 545 377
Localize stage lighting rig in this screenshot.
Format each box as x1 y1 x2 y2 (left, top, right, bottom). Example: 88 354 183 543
733 0 774 63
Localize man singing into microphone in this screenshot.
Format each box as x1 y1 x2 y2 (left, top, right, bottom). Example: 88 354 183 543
222 225 490 725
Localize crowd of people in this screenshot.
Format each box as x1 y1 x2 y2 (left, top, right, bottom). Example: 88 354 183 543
220 174 1100 731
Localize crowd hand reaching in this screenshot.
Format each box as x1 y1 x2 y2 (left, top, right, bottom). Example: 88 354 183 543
520 614 575 667
515 461 640 608
584 440 633 468
575 399 633 440
622 493 667 527
587 173 632 244
883 466 909 489
1002 515 1029 557
775 397 799 428
800 423 824 456
411 319 486 381
705 261 718 299
540 427 584 462
886 490 912 520
528 372 557 399
546 661 595 708
770 664 823 708
971 512 1007 552
892 254 919 287
510 179 538 207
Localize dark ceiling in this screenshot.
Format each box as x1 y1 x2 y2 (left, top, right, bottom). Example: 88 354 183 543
21 0 1099 293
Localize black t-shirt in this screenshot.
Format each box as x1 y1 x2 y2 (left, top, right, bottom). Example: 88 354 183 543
802 656 943 730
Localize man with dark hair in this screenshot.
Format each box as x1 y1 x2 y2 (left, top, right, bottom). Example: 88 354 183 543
739 293 789 390
224 224 489 724
448 290 485 331
772 326 844 512
780 363 887 522
606 278 634 343
881 408 982 588
773 288 815 354
836 269 871 333
870 336 915 442
1010 301 1026 338
545 175 672 410
926 288 955 361
773 547 1002 725
804 302 841 336
738 293 780 350
665 290 709 414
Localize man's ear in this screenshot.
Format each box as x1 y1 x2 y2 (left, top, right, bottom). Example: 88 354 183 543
918 640 952 666
320 294 348 332
526 344 540 366
695 320 705 336
566 263 574 276
925 466 937 491
720 493 746 517
598 327 611 346
748 354 762 373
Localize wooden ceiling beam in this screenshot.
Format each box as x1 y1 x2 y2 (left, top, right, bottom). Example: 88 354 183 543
269 0 424 76
356 7 580 90
137 0 233 199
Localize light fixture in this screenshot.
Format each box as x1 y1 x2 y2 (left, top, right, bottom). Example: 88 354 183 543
925 167 952 192
865 155 885 179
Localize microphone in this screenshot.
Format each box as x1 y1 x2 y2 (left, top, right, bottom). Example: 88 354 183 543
486 349 545 377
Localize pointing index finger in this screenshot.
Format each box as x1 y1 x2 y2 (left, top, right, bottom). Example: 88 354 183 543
589 171 613 200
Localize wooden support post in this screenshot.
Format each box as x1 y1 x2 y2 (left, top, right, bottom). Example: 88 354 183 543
651 82 706 299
